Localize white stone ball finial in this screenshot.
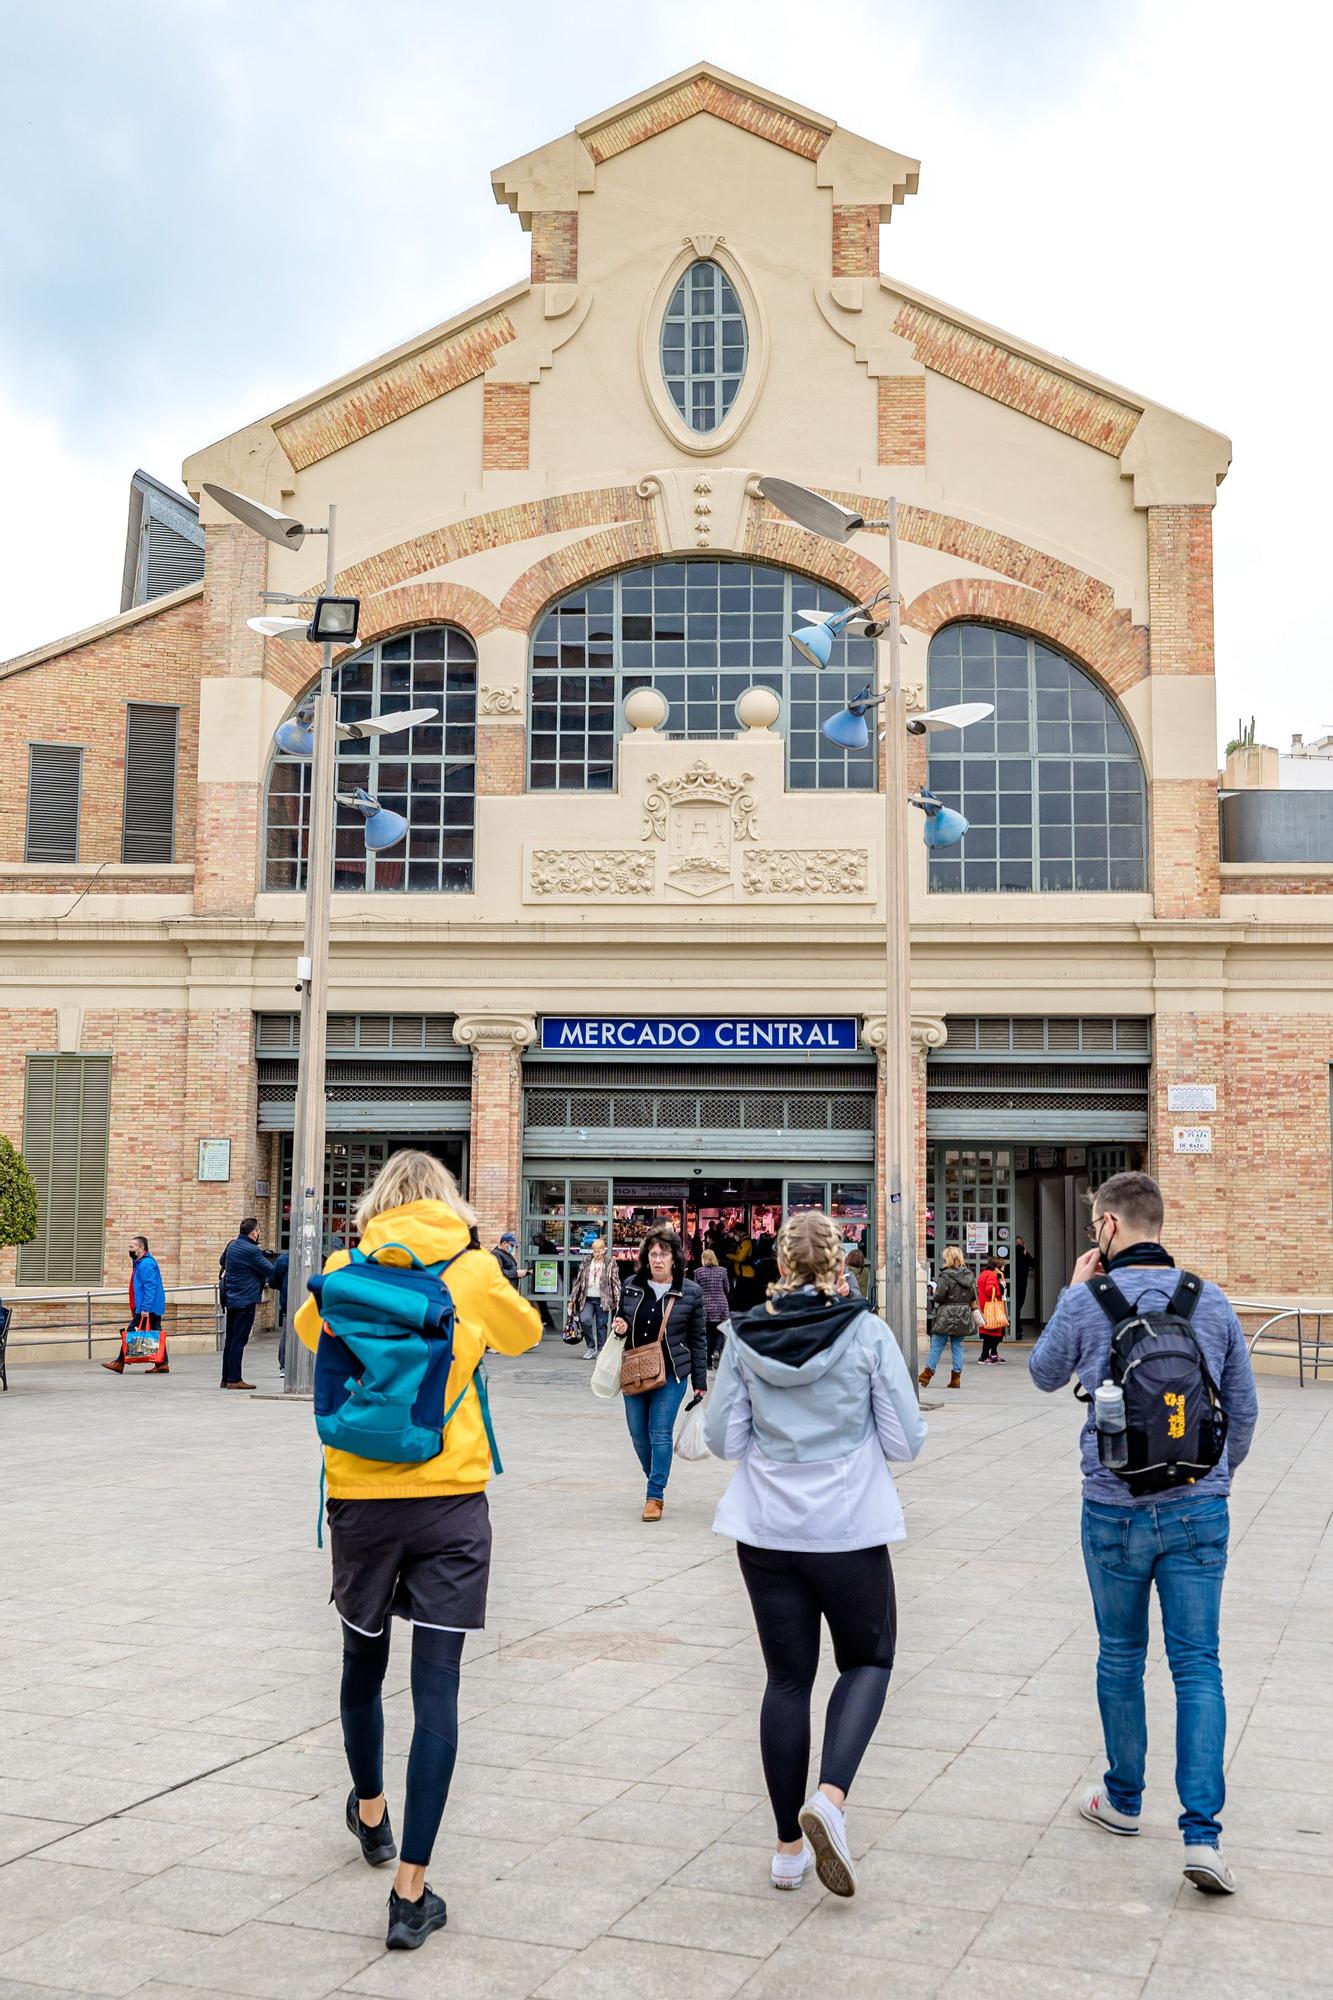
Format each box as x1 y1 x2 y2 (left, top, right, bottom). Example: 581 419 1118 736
735 685 782 732
623 687 670 732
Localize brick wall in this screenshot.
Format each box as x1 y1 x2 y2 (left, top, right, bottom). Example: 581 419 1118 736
476 722 525 796
194 782 260 917
177 1010 259 1285
832 204 879 276
878 379 926 466
1148 506 1214 676
482 383 531 470
530 212 578 283
0 594 202 866
1152 779 1221 919
468 1048 523 1246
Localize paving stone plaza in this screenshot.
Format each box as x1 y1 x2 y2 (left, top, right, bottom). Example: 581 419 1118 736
2 1343 1331 1999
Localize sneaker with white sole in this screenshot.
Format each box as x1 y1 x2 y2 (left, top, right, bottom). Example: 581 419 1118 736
1079 1785 1140 1836
798 1791 857 1897
1183 1841 1236 1894
771 1844 814 1891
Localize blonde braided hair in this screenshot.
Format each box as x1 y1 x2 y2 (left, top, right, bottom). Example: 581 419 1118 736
770 1209 843 1300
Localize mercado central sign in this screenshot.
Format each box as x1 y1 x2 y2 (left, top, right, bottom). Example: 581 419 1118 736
539 1016 860 1054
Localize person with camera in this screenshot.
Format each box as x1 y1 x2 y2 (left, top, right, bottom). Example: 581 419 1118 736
610 1228 707 1521
1029 1170 1258 1896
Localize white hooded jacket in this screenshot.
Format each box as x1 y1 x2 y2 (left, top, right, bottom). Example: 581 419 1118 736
704 1287 927 1552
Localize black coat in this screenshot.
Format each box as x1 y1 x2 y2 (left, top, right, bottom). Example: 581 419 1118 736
931 1263 977 1338
221 1236 275 1310
492 1244 520 1289
618 1276 709 1392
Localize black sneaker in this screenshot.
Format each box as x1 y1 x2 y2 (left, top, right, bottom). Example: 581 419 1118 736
345 1788 397 1866
385 1884 447 1950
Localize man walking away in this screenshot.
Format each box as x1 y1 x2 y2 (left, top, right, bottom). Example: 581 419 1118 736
1029 1171 1257 1896
272 1249 291 1376
491 1232 524 1290
103 1236 168 1374
220 1218 274 1391
1012 1235 1036 1332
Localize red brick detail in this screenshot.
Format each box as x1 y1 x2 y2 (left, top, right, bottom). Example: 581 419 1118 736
1152 778 1220 918
904 578 1148 700
832 205 879 276
482 383 531 471
1220 871 1333 897
176 1010 257 1284
892 302 1140 455
742 514 887 607
326 488 649 601
264 583 504 696
195 781 260 917
476 721 525 797
878 379 926 466
274 311 518 470
0 593 202 866
500 520 663 630
204 523 267 679
469 1048 523 1246
1147 506 1214 675
531 212 578 283
582 78 828 165
1149 1013 1230 1282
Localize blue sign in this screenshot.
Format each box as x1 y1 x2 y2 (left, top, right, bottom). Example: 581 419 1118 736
539 1016 860 1054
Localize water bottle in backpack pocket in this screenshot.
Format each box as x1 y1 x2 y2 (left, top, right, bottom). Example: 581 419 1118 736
1087 1271 1228 1496
310 1241 495 1467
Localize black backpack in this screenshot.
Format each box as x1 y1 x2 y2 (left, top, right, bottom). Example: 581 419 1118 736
1087 1271 1228 1496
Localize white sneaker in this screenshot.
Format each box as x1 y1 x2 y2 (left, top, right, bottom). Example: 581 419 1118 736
1184 1841 1236 1894
1079 1785 1140 1836
771 1843 814 1891
798 1791 857 1898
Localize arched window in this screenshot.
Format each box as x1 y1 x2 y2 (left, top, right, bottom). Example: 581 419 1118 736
925 624 1146 893
264 625 477 892
660 259 747 433
529 560 876 792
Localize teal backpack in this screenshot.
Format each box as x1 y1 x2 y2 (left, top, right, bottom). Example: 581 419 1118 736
309 1242 501 1472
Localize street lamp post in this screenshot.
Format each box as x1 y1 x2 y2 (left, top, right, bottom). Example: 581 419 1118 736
757 479 991 1378
202 484 433 1398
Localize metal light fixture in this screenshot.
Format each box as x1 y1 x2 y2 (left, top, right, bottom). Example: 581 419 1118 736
275 705 316 757
202 483 310 550
273 703 439 761
910 787 971 849
247 614 310 640
757 478 866 543
337 788 409 852
822 684 885 750
308 595 361 645
907 701 996 736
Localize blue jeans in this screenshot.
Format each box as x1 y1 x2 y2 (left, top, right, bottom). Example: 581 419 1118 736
623 1373 688 1500
1081 1496 1229 1844
927 1331 964 1374
581 1302 609 1354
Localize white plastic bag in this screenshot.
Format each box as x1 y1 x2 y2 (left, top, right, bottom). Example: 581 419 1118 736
590 1332 625 1400
673 1391 710 1460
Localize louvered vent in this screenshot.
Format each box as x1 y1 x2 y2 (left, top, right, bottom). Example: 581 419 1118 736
144 518 204 599
18 1055 112 1284
25 743 82 862
255 1014 457 1054
121 705 179 863
942 1017 1150 1058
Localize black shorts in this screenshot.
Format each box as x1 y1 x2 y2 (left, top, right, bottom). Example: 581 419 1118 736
326 1494 492 1637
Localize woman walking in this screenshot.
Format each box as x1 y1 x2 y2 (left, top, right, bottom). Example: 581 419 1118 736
570 1235 620 1357
705 1210 926 1897
977 1257 1008 1364
610 1228 708 1521
920 1245 975 1389
694 1247 732 1368
294 1150 543 1953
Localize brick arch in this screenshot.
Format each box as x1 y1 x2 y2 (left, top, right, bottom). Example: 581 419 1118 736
903 577 1148 700
499 520 663 630
740 514 889 606
263 583 499 698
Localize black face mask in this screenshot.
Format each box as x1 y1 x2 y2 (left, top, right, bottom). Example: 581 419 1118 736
128 1248 140 1262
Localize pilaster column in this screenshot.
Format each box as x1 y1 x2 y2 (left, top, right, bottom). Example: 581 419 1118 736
453 1013 536 1246
863 1014 947 1268
1146 504 1220 918
196 520 267 916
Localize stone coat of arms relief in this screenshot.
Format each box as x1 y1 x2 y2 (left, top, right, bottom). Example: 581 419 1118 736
642 761 757 899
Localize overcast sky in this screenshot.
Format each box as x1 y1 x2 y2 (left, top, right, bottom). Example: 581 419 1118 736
0 0 1325 753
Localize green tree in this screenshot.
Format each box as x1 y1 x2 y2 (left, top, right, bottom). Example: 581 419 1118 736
0 1134 38 1249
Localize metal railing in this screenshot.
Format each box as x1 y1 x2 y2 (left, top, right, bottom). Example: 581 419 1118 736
1 1285 223 1361
1233 1299 1333 1388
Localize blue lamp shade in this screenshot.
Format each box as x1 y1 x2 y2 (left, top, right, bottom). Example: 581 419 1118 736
274 711 315 758
788 620 835 669
911 787 970 850
343 787 409 852
822 706 871 750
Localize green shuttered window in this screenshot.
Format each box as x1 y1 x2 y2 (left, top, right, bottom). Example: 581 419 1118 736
17 1055 112 1285
121 703 179 863
25 743 83 862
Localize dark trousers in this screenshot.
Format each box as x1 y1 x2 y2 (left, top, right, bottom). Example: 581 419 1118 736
737 1541 897 1841
979 1332 1002 1362
222 1304 257 1384
341 1623 464 1866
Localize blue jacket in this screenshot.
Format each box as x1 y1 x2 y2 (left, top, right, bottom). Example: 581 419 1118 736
223 1236 275 1310
1029 1259 1259 1508
131 1252 165 1317
271 1252 290 1316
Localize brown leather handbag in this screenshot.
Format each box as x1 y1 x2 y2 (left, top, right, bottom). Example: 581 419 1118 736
621 1295 674 1396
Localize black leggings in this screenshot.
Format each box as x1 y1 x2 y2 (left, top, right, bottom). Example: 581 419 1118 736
979 1333 1001 1361
737 1542 896 1842
340 1623 464 1867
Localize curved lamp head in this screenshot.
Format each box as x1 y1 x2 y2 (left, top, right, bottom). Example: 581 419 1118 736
274 706 315 758
337 788 409 852
758 478 865 544
789 619 835 669
910 787 970 849
202 484 308 551
822 683 885 751
907 700 996 736
247 614 309 640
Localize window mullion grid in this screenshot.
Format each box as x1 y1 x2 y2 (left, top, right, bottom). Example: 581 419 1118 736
1027 637 1040 892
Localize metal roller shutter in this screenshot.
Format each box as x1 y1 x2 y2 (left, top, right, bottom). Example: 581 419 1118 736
17 1055 112 1285
25 744 83 863
121 705 179 863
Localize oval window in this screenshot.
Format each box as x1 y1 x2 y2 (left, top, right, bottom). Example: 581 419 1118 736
660 259 748 435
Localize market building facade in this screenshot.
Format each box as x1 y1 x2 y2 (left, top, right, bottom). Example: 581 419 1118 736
3 62 1331 1345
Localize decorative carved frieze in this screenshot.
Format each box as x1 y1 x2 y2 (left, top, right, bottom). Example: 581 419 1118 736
529 849 655 898
479 684 522 716
452 1012 537 1053
643 761 757 843
742 849 869 897
861 1014 949 1054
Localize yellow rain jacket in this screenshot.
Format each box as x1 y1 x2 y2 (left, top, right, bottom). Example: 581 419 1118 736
295 1199 543 1500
